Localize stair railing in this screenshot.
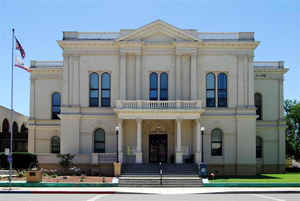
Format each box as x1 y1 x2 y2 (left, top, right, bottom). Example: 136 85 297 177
159 162 162 185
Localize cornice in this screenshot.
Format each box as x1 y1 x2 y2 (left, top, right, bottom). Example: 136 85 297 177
30 68 63 74
199 41 259 49
57 40 117 49
58 39 258 51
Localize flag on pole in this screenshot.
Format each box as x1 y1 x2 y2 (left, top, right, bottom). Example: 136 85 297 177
15 38 25 59
14 37 30 72
15 57 31 72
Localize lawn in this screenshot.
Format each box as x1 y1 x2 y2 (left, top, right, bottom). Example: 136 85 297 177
212 173 300 183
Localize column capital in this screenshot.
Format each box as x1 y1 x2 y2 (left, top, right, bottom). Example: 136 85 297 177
195 118 201 124
176 118 183 123
136 118 143 124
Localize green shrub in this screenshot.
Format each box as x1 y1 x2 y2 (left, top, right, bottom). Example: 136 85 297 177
0 152 38 170
56 153 75 170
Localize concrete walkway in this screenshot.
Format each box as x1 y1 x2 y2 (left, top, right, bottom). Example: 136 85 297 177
1 187 300 194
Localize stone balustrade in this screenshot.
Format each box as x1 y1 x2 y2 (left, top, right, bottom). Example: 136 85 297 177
253 61 284 69
116 100 201 110
31 60 63 68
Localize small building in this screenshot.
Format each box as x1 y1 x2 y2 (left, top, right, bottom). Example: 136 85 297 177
28 20 288 175
0 105 28 152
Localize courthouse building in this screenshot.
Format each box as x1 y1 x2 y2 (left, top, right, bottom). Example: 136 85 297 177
28 20 288 175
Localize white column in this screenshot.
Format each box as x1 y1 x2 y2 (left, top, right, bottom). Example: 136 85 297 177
191 54 197 100
176 55 181 100
118 120 123 163
136 119 143 163
195 119 201 164
176 119 183 163
120 54 126 100
28 127 35 153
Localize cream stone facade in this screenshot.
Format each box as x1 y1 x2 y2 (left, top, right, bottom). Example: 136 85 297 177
28 20 288 175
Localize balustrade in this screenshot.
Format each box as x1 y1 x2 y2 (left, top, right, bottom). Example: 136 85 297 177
116 100 201 110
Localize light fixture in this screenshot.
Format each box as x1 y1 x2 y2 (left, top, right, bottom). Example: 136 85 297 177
200 126 205 131
115 126 120 132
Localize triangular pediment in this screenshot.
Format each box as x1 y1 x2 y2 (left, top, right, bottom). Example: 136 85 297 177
117 20 200 42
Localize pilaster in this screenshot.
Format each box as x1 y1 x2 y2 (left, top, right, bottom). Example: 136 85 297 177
120 53 127 100
191 54 197 100
72 56 80 106
175 55 181 100
136 54 141 100
28 127 35 153
63 56 70 105
60 113 80 154
248 55 254 106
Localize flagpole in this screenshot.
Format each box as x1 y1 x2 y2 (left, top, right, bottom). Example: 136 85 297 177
9 28 15 190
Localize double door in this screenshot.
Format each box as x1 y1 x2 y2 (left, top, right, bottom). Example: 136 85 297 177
149 134 168 163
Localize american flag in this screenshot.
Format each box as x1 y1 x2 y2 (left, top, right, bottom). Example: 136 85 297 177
16 38 25 59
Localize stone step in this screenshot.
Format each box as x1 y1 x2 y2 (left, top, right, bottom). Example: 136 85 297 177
121 163 199 178
119 176 203 187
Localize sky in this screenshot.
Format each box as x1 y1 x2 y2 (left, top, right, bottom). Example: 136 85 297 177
0 0 299 116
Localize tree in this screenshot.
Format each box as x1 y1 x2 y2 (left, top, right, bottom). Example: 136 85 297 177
284 99 300 159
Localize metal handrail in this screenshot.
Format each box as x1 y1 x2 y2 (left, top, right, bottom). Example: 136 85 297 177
159 162 163 185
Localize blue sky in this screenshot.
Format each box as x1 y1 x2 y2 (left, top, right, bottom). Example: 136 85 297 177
0 0 299 116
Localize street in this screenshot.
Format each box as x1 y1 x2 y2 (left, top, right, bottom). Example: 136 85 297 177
0 193 299 201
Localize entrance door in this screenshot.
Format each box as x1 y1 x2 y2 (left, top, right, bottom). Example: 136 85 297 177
149 134 168 163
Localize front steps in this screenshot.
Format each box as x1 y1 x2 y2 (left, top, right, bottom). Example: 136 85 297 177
119 163 203 187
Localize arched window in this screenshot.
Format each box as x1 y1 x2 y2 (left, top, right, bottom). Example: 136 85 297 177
255 93 263 120
211 128 223 156
89 73 99 107
13 122 18 134
218 73 227 107
21 124 27 134
256 136 263 158
206 73 216 107
51 136 60 153
101 73 111 107
2 119 9 133
52 92 61 120
160 72 168 100
149 72 158 100
94 128 105 153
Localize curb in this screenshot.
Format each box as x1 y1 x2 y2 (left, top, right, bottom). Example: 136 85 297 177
203 191 300 194
0 191 117 194
0 182 118 188
203 183 300 187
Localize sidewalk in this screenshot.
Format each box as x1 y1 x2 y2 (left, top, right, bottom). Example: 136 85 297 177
1 187 300 194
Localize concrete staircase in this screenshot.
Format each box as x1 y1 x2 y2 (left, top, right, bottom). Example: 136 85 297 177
119 163 203 187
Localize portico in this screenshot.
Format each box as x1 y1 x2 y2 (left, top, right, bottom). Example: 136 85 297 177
114 100 205 164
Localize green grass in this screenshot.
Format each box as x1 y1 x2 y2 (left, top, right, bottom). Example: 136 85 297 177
212 173 300 183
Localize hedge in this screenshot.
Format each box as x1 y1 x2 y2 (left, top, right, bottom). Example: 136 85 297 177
0 152 38 170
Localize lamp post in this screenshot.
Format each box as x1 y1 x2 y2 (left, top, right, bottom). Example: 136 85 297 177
199 126 208 178
115 126 120 163
201 126 205 163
